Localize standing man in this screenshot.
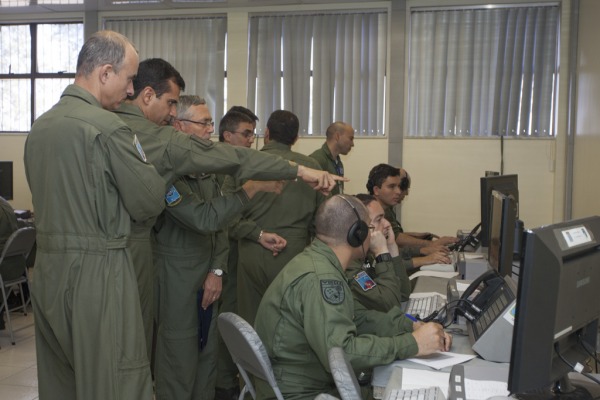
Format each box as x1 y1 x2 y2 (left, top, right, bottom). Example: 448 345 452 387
153 95 283 400
218 106 258 148
114 58 342 362
255 195 452 399
310 121 355 195
24 31 166 399
224 110 326 326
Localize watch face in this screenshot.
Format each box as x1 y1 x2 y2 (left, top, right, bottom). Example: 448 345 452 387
211 269 224 276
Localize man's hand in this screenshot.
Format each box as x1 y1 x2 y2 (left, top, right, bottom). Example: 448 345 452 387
434 236 459 246
421 245 450 255
259 231 287 256
296 165 348 195
242 180 285 199
412 251 451 268
369 230 389 256
412 322 452 356
382 219 400 257
201 272 223 310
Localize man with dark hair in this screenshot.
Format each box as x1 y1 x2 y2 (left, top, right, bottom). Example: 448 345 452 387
367 163 455 270
310 121 355 195
114 59 343 361
218 111 256 148
223 110 325 326
152 95 282 400
25 31 166 399
255 195 452 399
219 105 259 144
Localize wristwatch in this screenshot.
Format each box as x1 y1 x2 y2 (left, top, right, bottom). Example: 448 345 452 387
209 268 224 277
375 253 392 263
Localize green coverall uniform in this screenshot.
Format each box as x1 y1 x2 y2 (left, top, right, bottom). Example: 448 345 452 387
255 239 419 400
345 256 412 312
153 173 249 400
309 143 344 195
224 141 324 325
114 103 299 360
24 84 166 400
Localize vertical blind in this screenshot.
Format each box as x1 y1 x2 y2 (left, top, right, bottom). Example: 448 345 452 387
104 16 226 123
248 11 387 136
407 6 559 137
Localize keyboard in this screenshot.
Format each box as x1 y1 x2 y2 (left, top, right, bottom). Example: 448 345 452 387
405 294 445 318
384 386 446 400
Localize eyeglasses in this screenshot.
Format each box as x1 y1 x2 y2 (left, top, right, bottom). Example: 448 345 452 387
230 130 256 138
177 118 215 127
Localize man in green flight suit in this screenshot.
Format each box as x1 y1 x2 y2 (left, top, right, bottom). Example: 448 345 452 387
309 121 355 195
345 193 412 312
255 195 452 400
113 58 343 362
223 110 326 325
153 95 283 400
24 31 166 400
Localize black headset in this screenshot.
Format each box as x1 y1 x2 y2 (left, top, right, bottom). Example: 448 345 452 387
336 195 369 248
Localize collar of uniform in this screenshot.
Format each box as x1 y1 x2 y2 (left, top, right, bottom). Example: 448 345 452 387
322 142 342 164
261 141 291 152
62 84 103 109
310 238 346 276
114 102 145 118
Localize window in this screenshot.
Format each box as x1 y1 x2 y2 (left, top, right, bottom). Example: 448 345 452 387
0 22 82 132
104 16 227 126
407 5 559 137
248 11 387 136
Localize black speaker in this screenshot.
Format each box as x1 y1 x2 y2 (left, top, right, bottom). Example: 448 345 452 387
336 195 369 247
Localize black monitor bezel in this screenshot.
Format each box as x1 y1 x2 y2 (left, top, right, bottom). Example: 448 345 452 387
480 174 519 248
0 161 13 201
487 190 517 278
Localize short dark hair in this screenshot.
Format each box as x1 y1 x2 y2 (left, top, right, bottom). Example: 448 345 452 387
130 58 185 100
219 111 254 142
355 193 377 208
77 30 135 77
266 110 299 146
366 164 401 195
228 106 259 123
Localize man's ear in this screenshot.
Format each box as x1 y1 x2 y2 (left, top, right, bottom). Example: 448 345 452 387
223 131 232 142
172 119 183 131
264 127 270 143
372 185 381 197
140 86 155 106
98 64 113 84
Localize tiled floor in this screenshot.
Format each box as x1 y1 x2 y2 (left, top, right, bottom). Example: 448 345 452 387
0 310 38 400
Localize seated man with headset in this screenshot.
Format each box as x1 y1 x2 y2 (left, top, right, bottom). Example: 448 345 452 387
254 194 451 400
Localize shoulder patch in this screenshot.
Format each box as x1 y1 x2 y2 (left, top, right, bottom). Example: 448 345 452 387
165 185 182 207
354 271 377 292
320 279 345 305
133 134 147 162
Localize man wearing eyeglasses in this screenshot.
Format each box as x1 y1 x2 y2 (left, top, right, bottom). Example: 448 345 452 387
223 110 326 327
114 58 345 367
152 95 283 400
310 121 355 195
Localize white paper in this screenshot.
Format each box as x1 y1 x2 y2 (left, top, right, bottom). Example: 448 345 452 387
406 351 477 370
463 253 485 260
409 270 459 281
456 282 472 292
463 378 510 400
420 264 455 273
401 368 451 398
409 291 445 299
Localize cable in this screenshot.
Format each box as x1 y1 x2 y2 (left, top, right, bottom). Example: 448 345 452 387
555 342 600 386
577 332 600 373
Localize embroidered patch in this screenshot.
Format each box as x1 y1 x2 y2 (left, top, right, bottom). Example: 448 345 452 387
320 280 345 305
133 134 147 162
354 271 377 292
165 185 182 206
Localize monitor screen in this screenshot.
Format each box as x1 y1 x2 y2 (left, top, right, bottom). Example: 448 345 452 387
487 190 517 278
480 174 519 248
508 216 600 397
0 161 13 200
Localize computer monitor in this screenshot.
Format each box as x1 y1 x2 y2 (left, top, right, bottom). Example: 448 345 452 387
0 161 13 200
480 174 519 248
508 216 600 399
487 190 517 278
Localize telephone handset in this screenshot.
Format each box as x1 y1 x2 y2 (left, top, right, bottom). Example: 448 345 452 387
455 269 505 320
449 222 481 252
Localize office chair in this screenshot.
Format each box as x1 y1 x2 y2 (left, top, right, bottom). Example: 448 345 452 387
328 347 362 400
0 227 36 345
217 312 284 400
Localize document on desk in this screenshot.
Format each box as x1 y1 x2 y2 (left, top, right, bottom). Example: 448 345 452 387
420 263 456 273
409 270 459 280
463 253 485 260
406 352 476 370
401 368 451 398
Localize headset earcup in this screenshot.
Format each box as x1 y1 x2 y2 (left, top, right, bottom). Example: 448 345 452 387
347 220 369 247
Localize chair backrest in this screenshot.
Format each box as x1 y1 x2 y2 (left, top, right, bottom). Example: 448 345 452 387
328 347 362 400
217 312 284 400
0 227 36 263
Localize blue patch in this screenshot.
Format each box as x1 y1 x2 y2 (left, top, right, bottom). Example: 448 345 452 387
354 271 377 292
133 134 147 162
165 185 182 206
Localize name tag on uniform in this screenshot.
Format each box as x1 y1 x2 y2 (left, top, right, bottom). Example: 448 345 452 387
165 185 182 206
354 270 377 291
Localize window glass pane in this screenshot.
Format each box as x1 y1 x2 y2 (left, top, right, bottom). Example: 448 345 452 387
0 25 31 74
37 23 83 73
0 79 31 132
35 78 72 119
